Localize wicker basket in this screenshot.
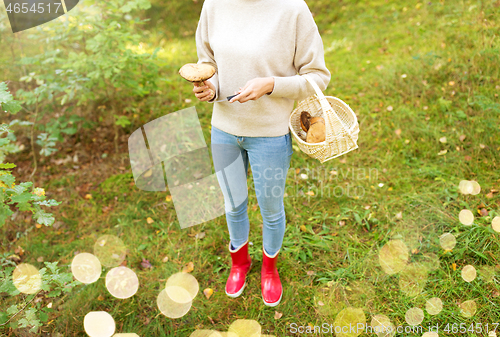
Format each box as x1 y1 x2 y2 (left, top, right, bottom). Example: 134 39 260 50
289 75 359 163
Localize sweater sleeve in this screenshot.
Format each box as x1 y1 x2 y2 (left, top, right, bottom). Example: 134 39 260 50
268 9 330 101
195 1 219 102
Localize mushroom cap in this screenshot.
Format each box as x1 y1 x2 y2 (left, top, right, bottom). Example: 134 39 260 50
179 63 216 82
300 111 312 132
306 122 326 143
310 116 325 125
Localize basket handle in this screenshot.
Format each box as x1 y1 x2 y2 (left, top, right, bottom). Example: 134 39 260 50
302 74 352 144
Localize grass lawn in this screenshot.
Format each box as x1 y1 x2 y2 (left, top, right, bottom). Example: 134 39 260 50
1 0 500 336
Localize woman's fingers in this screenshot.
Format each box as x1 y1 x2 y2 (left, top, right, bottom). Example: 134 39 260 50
193 84 214 101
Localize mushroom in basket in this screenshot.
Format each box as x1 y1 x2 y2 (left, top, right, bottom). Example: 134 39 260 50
300 111 326 143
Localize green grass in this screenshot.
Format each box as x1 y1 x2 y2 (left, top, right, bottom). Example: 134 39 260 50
1 0 500 336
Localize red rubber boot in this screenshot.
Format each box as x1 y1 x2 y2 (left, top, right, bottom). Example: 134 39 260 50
225 240 252 298
261 247 283 306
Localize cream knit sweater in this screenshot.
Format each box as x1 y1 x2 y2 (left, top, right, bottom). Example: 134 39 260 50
196 0 331 137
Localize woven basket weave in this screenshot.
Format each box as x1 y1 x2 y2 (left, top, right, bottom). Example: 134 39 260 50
289 75 359 163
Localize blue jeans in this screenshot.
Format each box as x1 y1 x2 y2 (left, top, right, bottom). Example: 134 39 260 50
210 125 293 256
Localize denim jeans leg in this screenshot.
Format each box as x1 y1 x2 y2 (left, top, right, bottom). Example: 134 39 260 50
247 132 293 256
210 126 250 250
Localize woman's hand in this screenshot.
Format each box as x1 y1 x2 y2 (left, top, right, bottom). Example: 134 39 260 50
229 77 274 103
193 80 216 102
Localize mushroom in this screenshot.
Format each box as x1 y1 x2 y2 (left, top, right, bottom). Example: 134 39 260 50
179 63 215 86
306 116 326 143
300 111 311 132
179 63 216 99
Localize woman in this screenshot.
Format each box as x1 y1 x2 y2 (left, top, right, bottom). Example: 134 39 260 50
192 0 330 307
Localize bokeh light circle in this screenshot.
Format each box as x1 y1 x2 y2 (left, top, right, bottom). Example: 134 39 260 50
165 272 199 303
157 288 192 318
458 209 474 226
370 314 395 337
458 180 472 194
461 265 477 282
228 319 262 337
12 263 42 294
189 330 224 337
71 252 102 284
422 333 439 337
399 263 428 297
459 300 477 317
378 240 409 275
94 235 127 267
105 266 139 299
83 311 116 337
469 180 481 195
425 297 443 315
219 332 239 337
479 265 496 283
420 253 440 272
333 307 366 337
492 216 500 232
405 307 424 326
439 233 456 250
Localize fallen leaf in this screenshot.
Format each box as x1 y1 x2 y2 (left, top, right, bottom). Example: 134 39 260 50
306 271 315 276
252 204 258 211
464 155 472 161
165 195 172 202
203 288 214 299
318 301 324 306
35 223 42 229
300 173 308 180
395 129 401 136
97 295 104 301
395 212 403 219
459 135 466 142
102 206 113 214
411 248 419 254
146 217 154 224
7 254 21 263
195 232 206 239
364 205 371 210
300 225 307 232
274 311 283 320
84 194 92 200
339 158 347 164
452 263 457 271
140 258 152 270
439 137 447 143
14 246 24 255
305 190 315 196
37 256 44 262
295 168 300 174
487 192 494 199
120 260 127 267
162 256 169 263
480 144 486 149
182 261 194 273
387 106 393 111
339 220 345 227
480 208 488 217
449 81 455 86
